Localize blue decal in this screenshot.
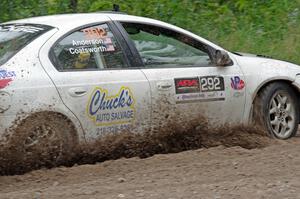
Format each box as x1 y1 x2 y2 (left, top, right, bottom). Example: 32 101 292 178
231 76 245 90
0 70 16 79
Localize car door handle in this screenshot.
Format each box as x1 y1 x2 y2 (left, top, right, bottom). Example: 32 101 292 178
157 82 172 91
68 87 88 97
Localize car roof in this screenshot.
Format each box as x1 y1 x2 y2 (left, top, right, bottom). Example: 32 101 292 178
5 13 116 28
5 13 151 29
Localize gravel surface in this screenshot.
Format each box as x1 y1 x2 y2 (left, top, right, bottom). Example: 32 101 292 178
1 134 300 199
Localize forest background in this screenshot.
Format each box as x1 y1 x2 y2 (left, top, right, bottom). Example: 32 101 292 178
0 0 299 64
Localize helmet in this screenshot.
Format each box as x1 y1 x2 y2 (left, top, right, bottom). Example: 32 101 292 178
74 52 90 69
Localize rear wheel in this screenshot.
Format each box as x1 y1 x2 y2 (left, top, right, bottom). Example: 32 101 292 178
8 112 78 171
253 82 299 139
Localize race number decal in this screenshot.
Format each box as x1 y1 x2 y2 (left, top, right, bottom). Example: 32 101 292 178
174 76 225 104
199 76 224 92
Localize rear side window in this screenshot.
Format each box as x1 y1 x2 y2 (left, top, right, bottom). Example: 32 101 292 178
51 23 128 71
0 24 53 66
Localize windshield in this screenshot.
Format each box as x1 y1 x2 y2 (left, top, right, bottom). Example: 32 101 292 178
0 24 53 66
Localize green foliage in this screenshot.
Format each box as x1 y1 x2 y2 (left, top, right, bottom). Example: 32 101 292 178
1 0 300 63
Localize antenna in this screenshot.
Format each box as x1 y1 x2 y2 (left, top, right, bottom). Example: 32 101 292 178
113 4 120 12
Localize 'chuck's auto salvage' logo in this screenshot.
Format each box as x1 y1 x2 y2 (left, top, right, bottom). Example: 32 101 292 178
87 86 136 126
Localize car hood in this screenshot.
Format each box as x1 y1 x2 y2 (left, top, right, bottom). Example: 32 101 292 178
233 52 273 59
230 52 300 81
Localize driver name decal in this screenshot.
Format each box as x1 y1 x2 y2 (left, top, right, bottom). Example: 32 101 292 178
87 86 136 126
69 37 115 55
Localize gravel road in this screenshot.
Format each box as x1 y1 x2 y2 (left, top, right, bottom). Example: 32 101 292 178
1 133 300 199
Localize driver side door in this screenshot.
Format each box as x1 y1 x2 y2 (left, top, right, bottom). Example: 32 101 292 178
116 21 246 130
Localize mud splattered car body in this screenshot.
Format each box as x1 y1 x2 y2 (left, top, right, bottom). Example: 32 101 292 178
1 12 300 152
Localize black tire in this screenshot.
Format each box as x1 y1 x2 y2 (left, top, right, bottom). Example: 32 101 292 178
6 111 78 173
253 82 299 139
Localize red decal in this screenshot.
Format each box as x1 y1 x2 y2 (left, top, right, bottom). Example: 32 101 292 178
175 77 200 94
0 78 12 89
239 80 245 90
177 79 199 87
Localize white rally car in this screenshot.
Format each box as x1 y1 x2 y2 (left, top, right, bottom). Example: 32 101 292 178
1 12 300 162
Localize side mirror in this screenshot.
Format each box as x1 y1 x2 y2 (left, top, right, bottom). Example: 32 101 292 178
215 50 232 66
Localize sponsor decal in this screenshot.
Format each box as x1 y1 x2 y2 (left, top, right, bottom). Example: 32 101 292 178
96 124 131 135
0 70 16 89
175 76 225 103
0 25 44 33
175 77 200 94
176 92 225 104
231 76 245 90
87 86 135 126
233 91 245 98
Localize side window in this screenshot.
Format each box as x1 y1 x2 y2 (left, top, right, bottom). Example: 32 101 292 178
121 23 212 68
52 23 127 70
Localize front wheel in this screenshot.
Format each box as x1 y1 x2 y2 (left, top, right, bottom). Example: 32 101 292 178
253 82 299 139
